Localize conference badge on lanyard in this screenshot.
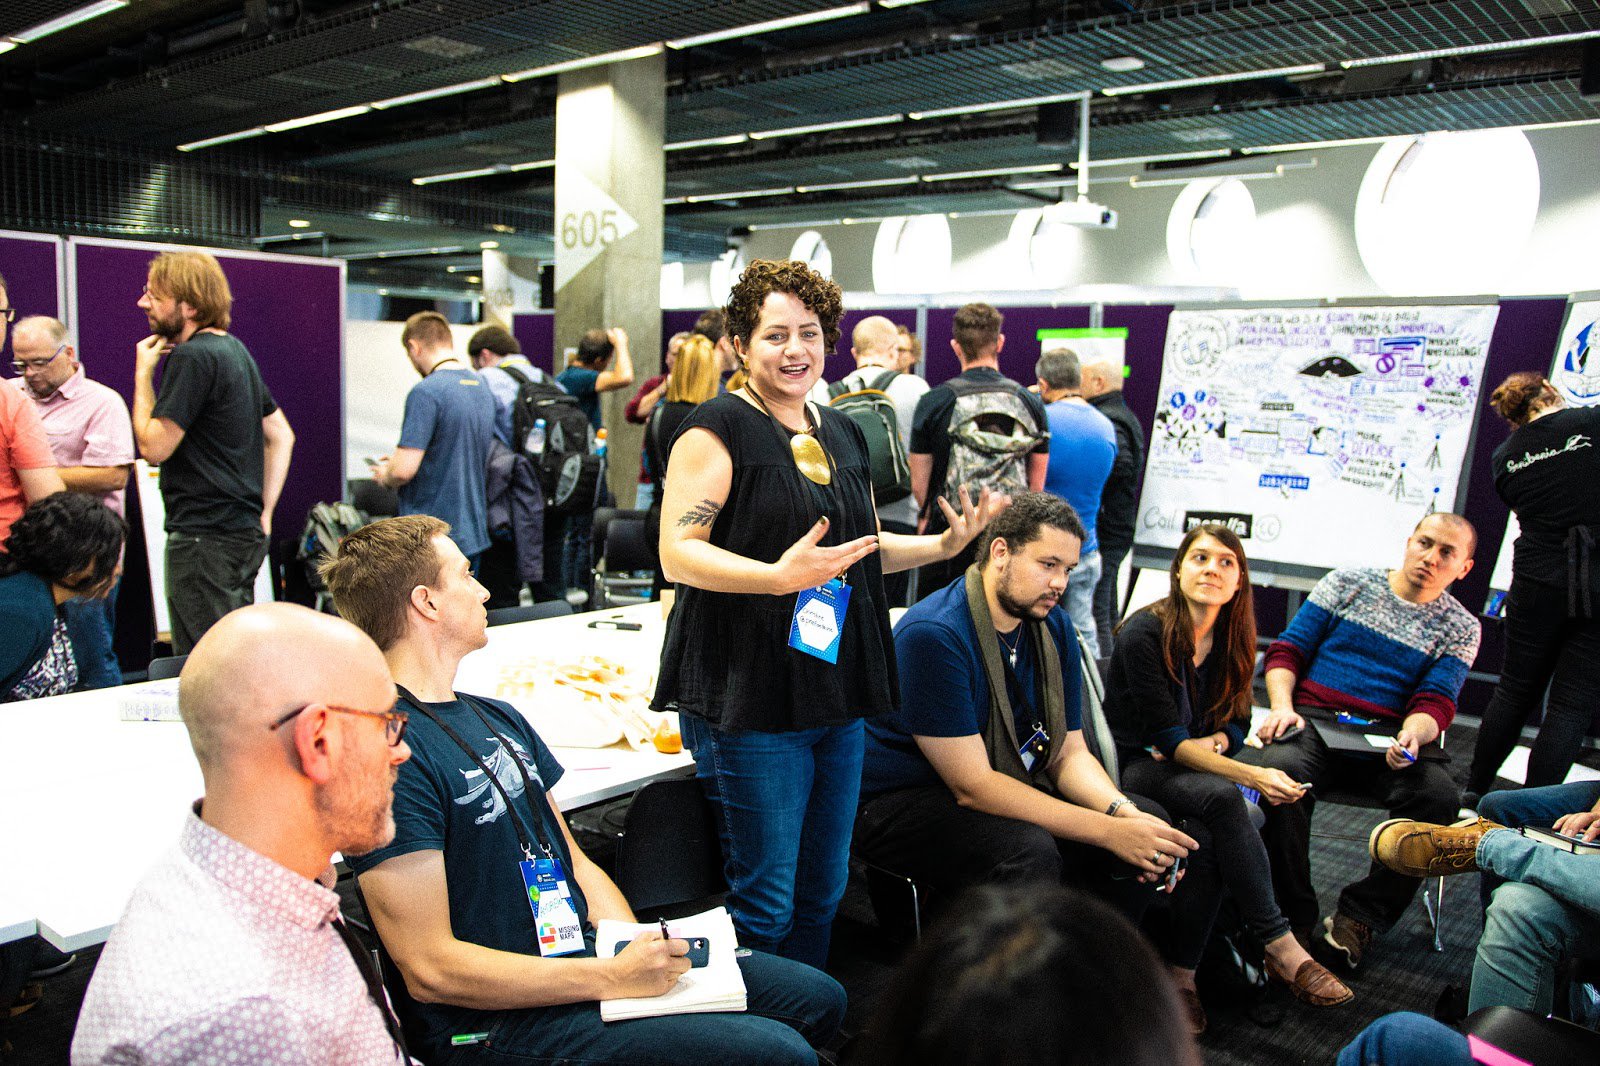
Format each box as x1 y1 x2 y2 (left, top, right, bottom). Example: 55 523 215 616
520 858 584 957
788 577 851 664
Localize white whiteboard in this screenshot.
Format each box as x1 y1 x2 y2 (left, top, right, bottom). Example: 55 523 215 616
135 460 274 641
344 320 485 482
1484 295 1600 615
1134 303 1499 583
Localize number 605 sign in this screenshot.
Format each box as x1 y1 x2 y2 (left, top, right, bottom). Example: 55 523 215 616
561 209 620 249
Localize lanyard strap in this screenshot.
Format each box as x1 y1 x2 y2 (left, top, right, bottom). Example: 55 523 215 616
743 386 842 487
332 916 410 1062
397 687 553 862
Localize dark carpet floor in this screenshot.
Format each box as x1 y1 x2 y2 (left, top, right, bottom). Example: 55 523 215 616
5 721 1593 1065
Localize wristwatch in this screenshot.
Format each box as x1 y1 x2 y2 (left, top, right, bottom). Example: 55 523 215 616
1106 798 1137 817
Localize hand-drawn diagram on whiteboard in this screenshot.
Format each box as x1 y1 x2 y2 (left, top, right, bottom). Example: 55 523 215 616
1137 304 1499 577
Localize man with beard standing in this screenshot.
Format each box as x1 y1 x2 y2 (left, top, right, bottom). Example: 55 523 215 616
131 252 295 654
72 603 412 1064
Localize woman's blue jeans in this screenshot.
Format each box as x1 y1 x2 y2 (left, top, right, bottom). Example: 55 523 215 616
681 716 863 971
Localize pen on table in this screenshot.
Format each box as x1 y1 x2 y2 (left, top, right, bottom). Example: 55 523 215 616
1390 738 1416 762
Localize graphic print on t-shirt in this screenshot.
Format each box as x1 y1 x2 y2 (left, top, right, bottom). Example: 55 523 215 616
454 735 544 825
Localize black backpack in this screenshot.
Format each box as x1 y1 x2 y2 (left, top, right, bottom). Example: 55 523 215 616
501 365 602 515
827 370 913 505
297 502 369 593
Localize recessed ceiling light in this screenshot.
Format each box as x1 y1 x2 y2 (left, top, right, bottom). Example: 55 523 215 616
288 219 311 228
479 240 499 249
1100 56 1145 72
466 276 482 284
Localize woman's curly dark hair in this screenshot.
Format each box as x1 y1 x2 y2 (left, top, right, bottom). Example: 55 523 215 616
724 259 844 352
1 492 126 593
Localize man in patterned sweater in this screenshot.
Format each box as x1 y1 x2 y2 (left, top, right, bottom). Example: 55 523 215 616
1242 513 1481 972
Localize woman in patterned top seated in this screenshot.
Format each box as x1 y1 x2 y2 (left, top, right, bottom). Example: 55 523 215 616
0 492 125 701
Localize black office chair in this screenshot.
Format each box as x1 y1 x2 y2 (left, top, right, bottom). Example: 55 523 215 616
147 654 187 681
349 881 432 1064
613 775 727 921
486 601 574 627
348 478 399 518
1462 1005 1600 1063
592 512 654 609
1316 759 1449 952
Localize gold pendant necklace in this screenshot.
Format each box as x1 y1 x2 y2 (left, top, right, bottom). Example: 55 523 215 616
746 385 831 486
790 432 831 486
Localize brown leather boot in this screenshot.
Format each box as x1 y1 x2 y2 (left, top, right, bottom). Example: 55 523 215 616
1368 816 1503 878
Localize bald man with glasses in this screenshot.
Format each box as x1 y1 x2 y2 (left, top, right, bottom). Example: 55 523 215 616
73 603 413 1066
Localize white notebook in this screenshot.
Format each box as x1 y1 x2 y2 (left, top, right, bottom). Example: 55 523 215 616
595 906 747 1022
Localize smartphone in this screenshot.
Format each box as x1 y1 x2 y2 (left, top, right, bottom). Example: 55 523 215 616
1164 854 1186 893
615 936 711 967
1272 723 1305 743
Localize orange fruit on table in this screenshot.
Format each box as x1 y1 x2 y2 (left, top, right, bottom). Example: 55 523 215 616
652 721 683 754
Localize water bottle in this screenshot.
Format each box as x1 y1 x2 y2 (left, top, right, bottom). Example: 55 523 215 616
595 427 608 459
525 417 546 456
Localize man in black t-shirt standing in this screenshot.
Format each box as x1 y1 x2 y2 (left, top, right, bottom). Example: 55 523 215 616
132 251 296 654
908 302 1048 600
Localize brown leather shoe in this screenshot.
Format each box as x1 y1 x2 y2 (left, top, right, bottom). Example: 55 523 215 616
1177 985 1207 1035
1266 956 1353 1007
1369 816 1502 878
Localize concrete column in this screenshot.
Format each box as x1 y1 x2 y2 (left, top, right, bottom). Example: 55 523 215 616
554 52 665 509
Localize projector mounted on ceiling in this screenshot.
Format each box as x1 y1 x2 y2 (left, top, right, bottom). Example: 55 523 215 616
1043 197 1118 229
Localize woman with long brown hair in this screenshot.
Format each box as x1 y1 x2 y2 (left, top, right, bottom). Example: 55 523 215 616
1103 524 1351 1029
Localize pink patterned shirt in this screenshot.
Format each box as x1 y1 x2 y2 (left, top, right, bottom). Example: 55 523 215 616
13 368 134 517
71 808 404 1066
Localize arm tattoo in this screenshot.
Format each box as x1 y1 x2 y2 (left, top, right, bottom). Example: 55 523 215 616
676 498 723 528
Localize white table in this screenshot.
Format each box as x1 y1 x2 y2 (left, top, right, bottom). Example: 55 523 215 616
0 894 36 946
0 601 687 952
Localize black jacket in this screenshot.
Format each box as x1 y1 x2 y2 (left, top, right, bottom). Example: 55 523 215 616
1087 390 1145 551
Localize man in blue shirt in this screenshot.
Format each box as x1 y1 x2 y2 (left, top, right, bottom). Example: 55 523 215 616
556 327 634 431
1036 348 1117 657
372 312 497 567
321 514 845 1066
856 493 1197 921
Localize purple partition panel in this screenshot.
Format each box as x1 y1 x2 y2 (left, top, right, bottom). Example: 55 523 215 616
72 240 344 663
511 312 555 376
831 307 918 383
0 233 62 364
921 305 1091 386
922 306 958 385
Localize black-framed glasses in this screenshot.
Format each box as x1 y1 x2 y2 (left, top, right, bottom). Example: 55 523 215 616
11 342 66 374
269 702 409 746
0 308 15 323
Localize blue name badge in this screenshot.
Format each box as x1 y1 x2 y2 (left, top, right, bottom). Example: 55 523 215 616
519 857 585 957
788 578 851 664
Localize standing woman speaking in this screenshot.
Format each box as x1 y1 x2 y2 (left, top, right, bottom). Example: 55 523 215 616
1466 372 1600 799
653 260 1000 968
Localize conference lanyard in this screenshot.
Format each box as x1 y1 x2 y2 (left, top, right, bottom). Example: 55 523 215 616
396 687 554 863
